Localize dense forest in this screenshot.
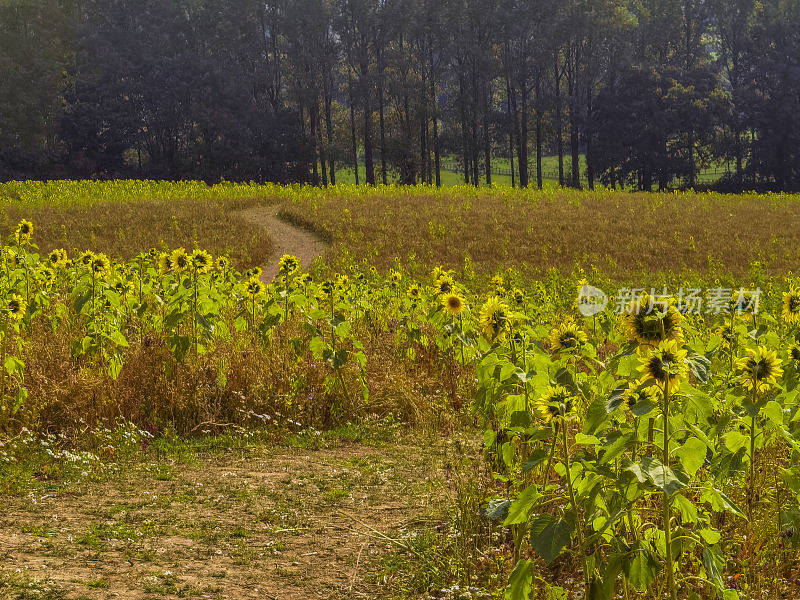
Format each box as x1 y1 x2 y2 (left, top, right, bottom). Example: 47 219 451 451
1 0 798 191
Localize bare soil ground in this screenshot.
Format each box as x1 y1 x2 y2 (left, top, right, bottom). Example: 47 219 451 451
0 436 456 600
238 206 326 279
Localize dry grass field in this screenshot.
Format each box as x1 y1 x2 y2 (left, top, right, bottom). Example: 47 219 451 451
279 188 800 281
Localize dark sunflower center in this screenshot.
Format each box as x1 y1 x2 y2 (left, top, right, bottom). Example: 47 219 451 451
749 358 771 380
647 356 670 380
560 332 578 347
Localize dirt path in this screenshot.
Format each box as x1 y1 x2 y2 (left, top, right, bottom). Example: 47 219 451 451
0 437 453 600
238 206 326 280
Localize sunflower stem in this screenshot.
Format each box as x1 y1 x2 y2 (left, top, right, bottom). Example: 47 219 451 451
541 421 559 487
662 376 677 600
562 421 590 593
458 313 465 366
748 380 759 523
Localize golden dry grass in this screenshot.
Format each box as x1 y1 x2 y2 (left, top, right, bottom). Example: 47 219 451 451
279 188 800 280
19 316 466 436
0 197 272 268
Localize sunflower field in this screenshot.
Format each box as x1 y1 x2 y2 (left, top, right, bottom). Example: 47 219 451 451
1 182 800 598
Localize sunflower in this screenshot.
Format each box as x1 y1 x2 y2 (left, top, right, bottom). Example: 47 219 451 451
576 278 589 295
38 267 55 285
90 253 110 275
244 277 265 298
48 249 67 268
320 280 335 296
490 275 505 293
78 250 95 266
113 280 133 296
731 288 759 315
407 284 421 301
299 273 313 286
190 249 212 274
534 385 576 423
170 248 189 273
622 384 660 410
278 254 300 276
245 267 263 280
479 296 509 340
215 256 230 271
737 346 783 393
783 289 800 324
4 294 26 321
435 273 455 295
4 249 20 268
510 288 525 307
443 293 465 316
639 339 689 389
791 346 800 362
14 220 33 245
713 325 735 351
549 320 587 353
158 252 173 274
624 293 684 346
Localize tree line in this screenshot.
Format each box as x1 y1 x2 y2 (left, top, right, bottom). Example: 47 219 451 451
1 0 798 191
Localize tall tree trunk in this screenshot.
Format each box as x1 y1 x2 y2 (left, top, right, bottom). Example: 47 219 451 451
535 70 543 189
459 72 470 184
507 76 516 188
483 79 492 186
310 100 319 186
325 84 336 185
362 72 375 186
420 119 428 184
430 47 441 187
554 51 564 187
519 77 529 188
377 48 388 185
735 125 743 190
348 75 359 185
568 58 580 189
316 97 328 187
470 61 480 186
586 88 594 190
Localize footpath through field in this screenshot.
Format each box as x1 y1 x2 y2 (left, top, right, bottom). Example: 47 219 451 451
238 206 326 280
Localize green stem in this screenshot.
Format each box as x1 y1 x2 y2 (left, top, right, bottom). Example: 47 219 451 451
662 377 677 600
541 421 559 486
749 380 759 523
193 271 198 356
284 273 290 323
458 313 465 366
562 421 590 592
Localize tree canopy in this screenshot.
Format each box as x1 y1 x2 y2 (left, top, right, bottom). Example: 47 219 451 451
0 0 798 191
